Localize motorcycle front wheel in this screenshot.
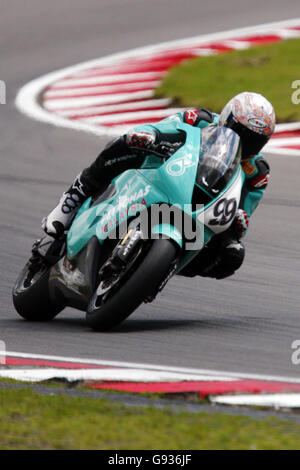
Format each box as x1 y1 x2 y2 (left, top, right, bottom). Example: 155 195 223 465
86 238 178 331
12 263 64 321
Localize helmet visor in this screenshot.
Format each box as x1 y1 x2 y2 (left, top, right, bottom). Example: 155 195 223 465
196 126 241 195
225 112 269 158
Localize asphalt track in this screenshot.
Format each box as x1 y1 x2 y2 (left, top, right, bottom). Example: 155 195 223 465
1 1 300 379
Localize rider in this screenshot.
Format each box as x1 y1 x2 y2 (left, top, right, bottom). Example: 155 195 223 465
42 91 275 279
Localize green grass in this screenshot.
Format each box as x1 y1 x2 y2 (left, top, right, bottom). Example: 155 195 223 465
0 386 299 449
155 38 300 122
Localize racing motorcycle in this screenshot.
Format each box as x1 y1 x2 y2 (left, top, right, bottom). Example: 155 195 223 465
12 121 243 331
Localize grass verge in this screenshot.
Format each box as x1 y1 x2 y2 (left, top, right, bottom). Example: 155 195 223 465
0 385 299 449
155 38 300 122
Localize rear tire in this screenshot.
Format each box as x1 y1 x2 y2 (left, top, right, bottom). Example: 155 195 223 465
13 264 63 321
86 239 177 331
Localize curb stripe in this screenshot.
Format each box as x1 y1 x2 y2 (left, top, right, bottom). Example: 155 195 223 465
51 73 165 89
2 352 300 408
67 105 170 120
15 17 300 153
90 379 300 396
5 357 108 370
81 108 183 125
44 91 154 110
50 98 169 114
4 351 300 383
44 85 159 100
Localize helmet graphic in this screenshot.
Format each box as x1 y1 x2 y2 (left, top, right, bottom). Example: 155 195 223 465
218 92 275 158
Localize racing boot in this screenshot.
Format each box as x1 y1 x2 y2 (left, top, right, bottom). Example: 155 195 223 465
179 231 245 279
42 173 91 238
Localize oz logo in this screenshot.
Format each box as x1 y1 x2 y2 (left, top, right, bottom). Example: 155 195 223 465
209 197 237 226
167 157 195 176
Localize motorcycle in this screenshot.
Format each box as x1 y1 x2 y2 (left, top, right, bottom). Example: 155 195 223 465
12 121 243 331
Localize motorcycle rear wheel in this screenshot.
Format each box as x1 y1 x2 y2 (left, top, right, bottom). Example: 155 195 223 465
86 238 178 331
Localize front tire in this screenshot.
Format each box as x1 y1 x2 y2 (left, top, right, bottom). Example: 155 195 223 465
86 239 178 331
13 263 63 321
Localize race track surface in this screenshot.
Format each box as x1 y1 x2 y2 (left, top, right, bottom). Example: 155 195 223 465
1 0 300 378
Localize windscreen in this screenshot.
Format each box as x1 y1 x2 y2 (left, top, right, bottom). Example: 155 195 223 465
196 126 241 196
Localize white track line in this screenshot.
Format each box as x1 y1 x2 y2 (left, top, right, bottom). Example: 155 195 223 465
52 72 166 88
44 81 161 98
263 147 300 156
211 394 300 408
222 40 251 50
268 137 300 146
0 368 235 383
4 351 300 384
56 99 172 118
43 90 154 112
80 108 183 125
275 122 300 132
275 28 300 39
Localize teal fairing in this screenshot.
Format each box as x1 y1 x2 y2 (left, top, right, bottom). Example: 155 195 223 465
66 122 243 267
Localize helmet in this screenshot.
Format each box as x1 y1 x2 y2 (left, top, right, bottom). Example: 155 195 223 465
218 92 275 158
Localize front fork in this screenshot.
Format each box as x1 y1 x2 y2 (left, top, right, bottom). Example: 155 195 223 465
98 218 180 302
31 235 66 267
98 219 145 289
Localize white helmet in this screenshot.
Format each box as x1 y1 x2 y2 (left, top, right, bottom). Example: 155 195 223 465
219 92 275 158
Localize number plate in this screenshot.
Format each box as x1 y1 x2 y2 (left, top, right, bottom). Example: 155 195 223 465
199 169 242 234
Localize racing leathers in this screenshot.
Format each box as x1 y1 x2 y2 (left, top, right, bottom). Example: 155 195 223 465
43 108 270 280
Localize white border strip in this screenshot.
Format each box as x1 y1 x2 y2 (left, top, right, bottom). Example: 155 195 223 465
211 393 300 408
0 367 234 383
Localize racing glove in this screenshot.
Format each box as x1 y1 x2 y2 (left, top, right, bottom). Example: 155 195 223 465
231 209 249 239
126 130 179 157
126 130 156 150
